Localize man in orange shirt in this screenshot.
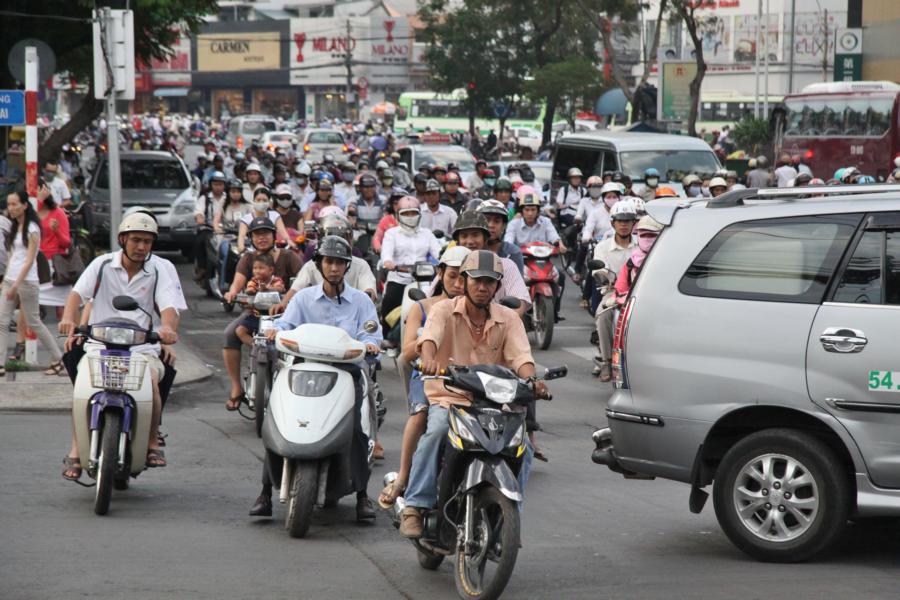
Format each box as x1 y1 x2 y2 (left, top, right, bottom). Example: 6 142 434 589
398 250 548 538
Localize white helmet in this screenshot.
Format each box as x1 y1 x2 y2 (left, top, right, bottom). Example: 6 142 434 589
709 176 728 190
439 245 471 267
118 211 158 238
295 162 311 176
600 181 623 196
630 197 646 215
567 167 583 178
609 200 637 222
245 163 263 174
636 215 664 233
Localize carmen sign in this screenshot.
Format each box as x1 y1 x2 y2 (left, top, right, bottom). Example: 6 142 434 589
197 32 281 72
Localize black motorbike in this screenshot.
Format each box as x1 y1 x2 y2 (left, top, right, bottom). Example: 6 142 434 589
388 362 567 600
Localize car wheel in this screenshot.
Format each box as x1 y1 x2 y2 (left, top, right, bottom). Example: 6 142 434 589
712 428 849 563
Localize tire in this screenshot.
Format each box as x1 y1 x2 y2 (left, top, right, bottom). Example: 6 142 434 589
712 428 850 563
254 361 269 439
532 295 554 350
76 232 95 265
223 301 235 314
417 547 445 570
455 487 520 600
113 475 130 491
202 277 214 298
94 411 122 516
285 461 318 538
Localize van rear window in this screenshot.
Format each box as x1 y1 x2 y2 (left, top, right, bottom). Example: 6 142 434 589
680 214 862 303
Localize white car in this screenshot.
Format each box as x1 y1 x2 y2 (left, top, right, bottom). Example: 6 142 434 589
509 127 543 152
261 131 298 153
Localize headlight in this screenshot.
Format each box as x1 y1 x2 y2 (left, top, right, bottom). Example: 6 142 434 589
450 409 478 443
507 424 525 449
289 370 338 396
91 326 145 346
529 245 552 258
414 263 436 280
476 373 518 404
172 200 195 216
253 291 281 311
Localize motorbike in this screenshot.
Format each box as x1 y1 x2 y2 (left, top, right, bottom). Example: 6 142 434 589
264 320 381 538
520 241 561 350
387 362 568 600
235 291 282 438
385 261 436 398
71 295 161 515
201 224 241 310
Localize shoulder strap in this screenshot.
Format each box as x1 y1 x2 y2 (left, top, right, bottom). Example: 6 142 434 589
152 265 160 317
416 300 427 326
93 258 114 298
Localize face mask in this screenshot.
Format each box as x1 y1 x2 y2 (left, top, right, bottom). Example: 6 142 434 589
604 195 618 209
646 177 659 188
688 185 701 197
398 214 420 229
701 186 710 196
638 234 657 252
483 178 496 187
297 177 308 186
589 188 602 199
342 171 355 183
253 201 270 213
276 198 293 208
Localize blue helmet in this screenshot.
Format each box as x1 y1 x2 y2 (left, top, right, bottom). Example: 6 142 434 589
644 167 660 178
833 167 846 181
857 175 876 184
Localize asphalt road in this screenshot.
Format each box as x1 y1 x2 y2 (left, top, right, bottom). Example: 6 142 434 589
3 258 900 600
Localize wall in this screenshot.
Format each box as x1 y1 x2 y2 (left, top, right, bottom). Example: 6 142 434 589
862 0 900 81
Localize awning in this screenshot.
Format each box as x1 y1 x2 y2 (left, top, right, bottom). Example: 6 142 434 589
595 88 627 116
153 88 189 98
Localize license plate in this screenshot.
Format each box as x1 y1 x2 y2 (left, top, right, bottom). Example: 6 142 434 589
868 370 900 393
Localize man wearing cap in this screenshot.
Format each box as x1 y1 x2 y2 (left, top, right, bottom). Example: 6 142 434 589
398 250 547 538
439 172 469 214
419 178 457 236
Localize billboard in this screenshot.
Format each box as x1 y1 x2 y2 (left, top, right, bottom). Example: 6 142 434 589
197 32 281 72
659 61 697 122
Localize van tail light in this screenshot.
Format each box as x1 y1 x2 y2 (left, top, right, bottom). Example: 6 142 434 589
236 136 244 150
341 144 349 153
804 149 813 160
611 297 635 389
304 144 311 154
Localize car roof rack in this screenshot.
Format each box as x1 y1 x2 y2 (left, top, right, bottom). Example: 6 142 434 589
706 184 900 208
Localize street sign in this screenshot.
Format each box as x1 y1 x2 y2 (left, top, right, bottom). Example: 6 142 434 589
93 9 135 100
356 76 369 89
658 61 696 122
7 39 55 84
0 91 25 126
834 28 863 82
492 101 512 120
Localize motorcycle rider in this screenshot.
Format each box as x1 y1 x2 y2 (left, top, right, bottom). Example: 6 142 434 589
59 212 181 478
613 215 663 304
222 218 303 411
292 163 315 211
592 200 637 381
573 181 618 297
504 187 567 255
419 178 457 236
336 161 358 204
640 167 660 202
439 172 468 214
476 199 524 274
272 183 302 231
242 163 267 202
193 170 228 281
473 168 497 202
237 187 294 253
304 175 344 222
398 250 548 538
252 235 381 522
347 173 384 230
683 173 704 198
555 167 585 228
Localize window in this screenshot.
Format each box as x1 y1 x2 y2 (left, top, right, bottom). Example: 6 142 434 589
552 146 601 181
680 215 862 303
833 231 883 304
412 148 476 171
784 96 895 138
619 150 720 183
306 132 344 144
888 233 900 304
95 159 189 190
241 120 277 135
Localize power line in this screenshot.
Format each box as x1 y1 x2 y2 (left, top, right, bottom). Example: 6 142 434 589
0 9 94 23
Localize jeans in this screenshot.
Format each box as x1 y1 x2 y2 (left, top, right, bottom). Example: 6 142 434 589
0 280 62 363
218 240 231 292
405 406 534 509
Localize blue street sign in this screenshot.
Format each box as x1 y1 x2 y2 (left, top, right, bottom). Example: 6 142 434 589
0 91 25 126
492 101 512 120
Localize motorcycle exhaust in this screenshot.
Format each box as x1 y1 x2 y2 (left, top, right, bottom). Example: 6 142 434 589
279 458 291 504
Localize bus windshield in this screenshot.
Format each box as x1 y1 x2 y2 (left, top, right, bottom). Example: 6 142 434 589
619 150 721 182
784 95 894 138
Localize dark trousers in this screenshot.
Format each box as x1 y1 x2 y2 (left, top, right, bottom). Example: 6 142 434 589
380 281 405 331
262 363 370 495
194 228 212 272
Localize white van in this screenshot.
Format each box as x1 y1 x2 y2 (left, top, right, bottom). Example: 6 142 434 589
227 115 279 150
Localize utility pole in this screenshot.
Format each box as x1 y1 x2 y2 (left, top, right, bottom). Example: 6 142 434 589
345 19 355 121
763 0 769 120
754 0 761 118
822 9 829 82
103 7 123 250
787 0 796 94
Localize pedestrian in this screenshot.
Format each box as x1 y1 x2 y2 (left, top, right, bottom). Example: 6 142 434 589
0 190 64 376
36 185 73 319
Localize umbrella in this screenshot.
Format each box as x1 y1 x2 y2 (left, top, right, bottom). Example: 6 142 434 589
595 88 628 116
371 102 397 115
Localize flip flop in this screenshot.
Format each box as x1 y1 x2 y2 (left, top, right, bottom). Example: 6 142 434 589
533 447 549 463
146 449 167 468
62 456 82 481
225 394 245 411
378 479 406 510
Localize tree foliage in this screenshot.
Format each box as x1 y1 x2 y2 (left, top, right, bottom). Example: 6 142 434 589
672 0 707 137
525 58 607 129
732 116 769 154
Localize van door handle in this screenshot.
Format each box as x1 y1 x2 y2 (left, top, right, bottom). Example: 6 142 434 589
820 327 867 353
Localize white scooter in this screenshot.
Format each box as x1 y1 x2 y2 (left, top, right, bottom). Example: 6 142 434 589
71 295 159 515
263 319 380 538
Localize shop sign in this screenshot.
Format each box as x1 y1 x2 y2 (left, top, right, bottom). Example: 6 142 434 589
151 31 191 85
658 61 697 122
198 32 280 72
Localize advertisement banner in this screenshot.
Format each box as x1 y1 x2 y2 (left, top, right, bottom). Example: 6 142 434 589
150 32 191 85
659 61 697 122
197 32 281 72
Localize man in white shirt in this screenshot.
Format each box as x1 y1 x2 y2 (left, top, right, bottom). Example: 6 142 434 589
774 154 798 188
44 160 72 207
418 179 457 236
58 213 181 479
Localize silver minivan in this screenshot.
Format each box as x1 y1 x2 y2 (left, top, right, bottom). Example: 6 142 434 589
550 131 720 198
226 115 279 150
592 185 900 562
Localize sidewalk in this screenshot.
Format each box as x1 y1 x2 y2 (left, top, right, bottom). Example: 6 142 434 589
0 341 214 412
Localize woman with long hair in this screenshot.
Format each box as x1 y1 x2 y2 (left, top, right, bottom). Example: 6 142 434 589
37 184 73 318
0 190 63 376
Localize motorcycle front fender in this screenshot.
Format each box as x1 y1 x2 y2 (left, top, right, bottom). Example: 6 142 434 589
463 456 522 503
531 282 554 298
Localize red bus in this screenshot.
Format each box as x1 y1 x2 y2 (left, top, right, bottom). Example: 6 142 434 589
774 81 900 181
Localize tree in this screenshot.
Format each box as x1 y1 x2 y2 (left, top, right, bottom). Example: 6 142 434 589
524 58 607 130
0 0 218 163
672 0 707 137
732 116 769 155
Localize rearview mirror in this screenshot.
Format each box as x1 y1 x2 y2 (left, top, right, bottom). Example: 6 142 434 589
543 366 568 380
499 296 521 310
433 230 445 239
587 259 605 271
112 295 139 312
407 288 427 302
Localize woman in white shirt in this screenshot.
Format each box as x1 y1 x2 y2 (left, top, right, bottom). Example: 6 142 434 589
236 187 293 252
380 196 440 328
0 190 63 376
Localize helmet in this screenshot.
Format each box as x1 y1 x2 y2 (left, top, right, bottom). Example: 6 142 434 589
644 167 660 178
359 173 377 188
452 210 490 241
227 178 243 191
445 172 460 183
461 250 503 281
245 163 262 174
210 171 227 183
317 177 334 191
295 163 312 176
858 175 876 184
683 174 701 187
586 175 603 187
315 235 352 263
439 246 471 268
600 181 623 196
609 200 637 222
432 163 448 174
654 186 678 198
708 177 728 190
833 167 847 181
413 172 428 185
388 187 407 201
448 162 460 172
809 178 825 186
516 185 541 208
493 177 513 191
566 167 583 179
118 212 158 238
323 152 335 164
794 172 813 186
248 217 276 234
476 199 508 220
319 213 352 238
841 167 860 182
747 158 757 169
481 168 496 178
425 178 442 193
636 215 664 233
397 196 421 212
342 161 356 171
631 197 646 215
274 183 293 197
375 160 390 171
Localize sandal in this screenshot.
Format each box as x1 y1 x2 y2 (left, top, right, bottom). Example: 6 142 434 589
225 394 245 412
533 447 549 463
9 341 24 361
44 361 65 376
146 449 167 468
62 456 83 481
378 479 406 510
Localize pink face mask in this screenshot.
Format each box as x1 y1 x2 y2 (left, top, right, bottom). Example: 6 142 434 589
637 233 657 252
604 194 618 209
